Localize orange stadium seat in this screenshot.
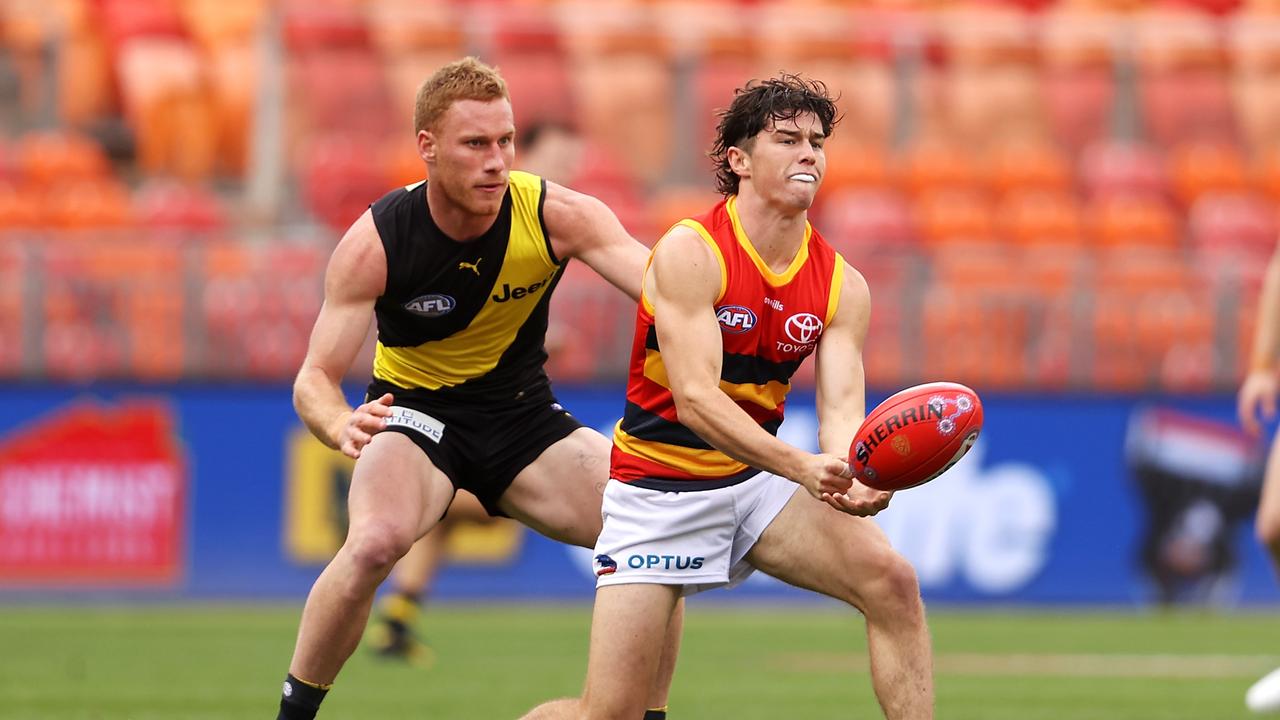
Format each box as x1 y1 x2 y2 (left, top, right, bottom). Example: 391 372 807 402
367 0 465 56
984 139 1073 196
913 189 996 246
15 130 111 187
822 141 891 193
1078 141 1169 199
204 42 257 175
647 185 721 236
0 184 44 228
381 136 426 189
1089 195 1180 248
1168 141 1250 204
116 38 218 180
896 139 980 196
179 0 266 48
997 190 1086 246
45 179 134 229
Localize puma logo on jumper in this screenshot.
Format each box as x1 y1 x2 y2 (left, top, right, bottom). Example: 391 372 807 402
458 259 482 275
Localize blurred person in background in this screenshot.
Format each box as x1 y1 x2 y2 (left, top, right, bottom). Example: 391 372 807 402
364 119 588 666
1239 238 1280 714
277 57 681 720
522 74 932 720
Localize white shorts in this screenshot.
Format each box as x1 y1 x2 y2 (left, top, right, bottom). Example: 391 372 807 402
592 471 800 596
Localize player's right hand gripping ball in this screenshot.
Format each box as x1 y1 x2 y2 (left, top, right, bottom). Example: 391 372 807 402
849 382 983 491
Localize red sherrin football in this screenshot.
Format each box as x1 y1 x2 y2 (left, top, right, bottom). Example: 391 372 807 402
849 382 983 491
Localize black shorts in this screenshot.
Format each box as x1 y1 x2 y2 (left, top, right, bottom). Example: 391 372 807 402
367 379 584 516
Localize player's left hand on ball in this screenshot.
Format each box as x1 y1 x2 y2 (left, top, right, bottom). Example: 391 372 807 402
821 480 892 517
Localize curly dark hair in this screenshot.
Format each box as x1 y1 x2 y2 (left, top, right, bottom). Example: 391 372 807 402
708 74 841 196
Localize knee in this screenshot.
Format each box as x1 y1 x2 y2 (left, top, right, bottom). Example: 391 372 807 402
343 523 414 576
851 550 924 621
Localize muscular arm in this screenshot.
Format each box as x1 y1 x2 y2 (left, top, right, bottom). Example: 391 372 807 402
294 210 390 456
814 264 891 514
542 181 649 301
814 263 871 456
649 227 851 502
1240 238 1280 434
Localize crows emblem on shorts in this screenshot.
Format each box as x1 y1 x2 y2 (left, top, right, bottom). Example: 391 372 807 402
594 554 618 576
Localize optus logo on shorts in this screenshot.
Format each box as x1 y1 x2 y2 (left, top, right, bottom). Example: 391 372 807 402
627 554 705 571
715 305 756 334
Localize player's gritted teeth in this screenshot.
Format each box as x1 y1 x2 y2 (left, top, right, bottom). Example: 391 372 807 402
788 173 817 183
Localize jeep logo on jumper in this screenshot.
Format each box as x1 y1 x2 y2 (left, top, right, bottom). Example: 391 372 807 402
716 305 757 334
492 269 558 303
404 294 456 317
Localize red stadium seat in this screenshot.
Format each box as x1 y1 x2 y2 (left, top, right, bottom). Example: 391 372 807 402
1187 192 1278 254
282 0 370 52
1040 9 1117 150
819 188 916 256
299 134 388 231
1078 141 1169 199
133 180 227 232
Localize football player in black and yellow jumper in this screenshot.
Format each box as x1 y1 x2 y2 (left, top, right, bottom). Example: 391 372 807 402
276 58 680 720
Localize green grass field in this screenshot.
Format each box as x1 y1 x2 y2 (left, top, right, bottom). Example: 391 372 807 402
1 602 1277 719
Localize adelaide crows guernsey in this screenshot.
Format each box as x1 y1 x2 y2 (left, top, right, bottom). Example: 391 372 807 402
369 170 563 403
611 195 845 491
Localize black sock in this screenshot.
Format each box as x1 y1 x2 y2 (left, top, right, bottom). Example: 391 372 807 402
644 708 668 719
277 673 330 720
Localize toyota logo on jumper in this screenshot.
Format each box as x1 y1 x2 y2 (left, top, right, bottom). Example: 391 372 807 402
784 313 823 344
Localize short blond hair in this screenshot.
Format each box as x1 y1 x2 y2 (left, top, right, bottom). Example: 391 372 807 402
414 57 509 135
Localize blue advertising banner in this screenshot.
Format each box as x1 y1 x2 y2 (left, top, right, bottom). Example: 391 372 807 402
0 383 1276 606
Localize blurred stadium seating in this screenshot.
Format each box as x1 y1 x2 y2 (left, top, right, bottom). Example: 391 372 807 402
0 0 1277 392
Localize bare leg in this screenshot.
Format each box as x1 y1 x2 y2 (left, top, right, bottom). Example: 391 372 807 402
288 432 455 684
503 428 685 717
747 490 933 719
1245 434 1280 712
522 584 681 720
1256 434 1280 575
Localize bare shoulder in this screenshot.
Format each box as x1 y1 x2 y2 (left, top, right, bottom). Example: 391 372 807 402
540 180 617 257
830 259 871 330
842 261 871 306
325 209 387 302
654 223 715 261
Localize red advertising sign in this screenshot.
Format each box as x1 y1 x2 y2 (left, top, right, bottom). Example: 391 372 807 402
0 401 186 585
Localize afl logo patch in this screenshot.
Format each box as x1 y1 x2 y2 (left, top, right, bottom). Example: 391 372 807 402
716 305 757 334
404 294 456 317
